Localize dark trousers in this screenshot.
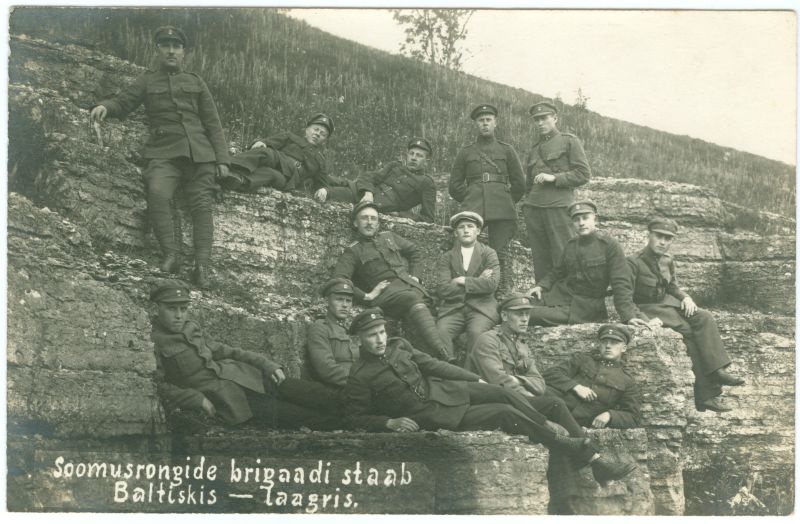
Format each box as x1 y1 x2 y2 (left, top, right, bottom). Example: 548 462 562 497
639 304 731 405
528 305 571 326
376 286 447 359
528 392 586 437
144 157 216 263
326 181 359 203
245 377 342 430
485 219 517 257
523 206 575 282
437 307 497 358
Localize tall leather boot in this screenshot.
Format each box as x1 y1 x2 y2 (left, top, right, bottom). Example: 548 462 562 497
191 206 214 289
496 253 514 298
149 193 181 273
406 303 452 361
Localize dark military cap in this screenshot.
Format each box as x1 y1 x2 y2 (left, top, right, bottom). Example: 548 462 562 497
351 200 380 221
449 211 484 229
498 292 535 312
470 104 498 120
530 101 558 117
306 113 335 135
568 200 598 218
648 217 679 237
154 26 187 47
320 278 354 297
149 279 191 303
349 307 386 335
407 137 433 156
597 324 631 345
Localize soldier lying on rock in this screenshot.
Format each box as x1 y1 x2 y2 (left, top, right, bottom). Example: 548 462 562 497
543 324 642 429
627 218 744 413
344 307 637 485
90 26 230 288
150 279 341 430
323 138 437 223
219 113 349 200
333 201 453 362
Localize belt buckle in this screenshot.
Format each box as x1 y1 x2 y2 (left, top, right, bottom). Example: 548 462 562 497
481 172 491 182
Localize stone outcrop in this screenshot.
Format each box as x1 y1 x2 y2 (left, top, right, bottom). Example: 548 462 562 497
6 35 795 515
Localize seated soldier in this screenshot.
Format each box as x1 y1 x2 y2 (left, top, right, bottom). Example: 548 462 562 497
344 307 636 484
528 200 648 328
306 278 360 395
333 201 452 362
324 138 437 223
627 217 744 413
150 279 340 429
220 113 348 199
436 211 500 360
543 324 641 429
467 293 593 438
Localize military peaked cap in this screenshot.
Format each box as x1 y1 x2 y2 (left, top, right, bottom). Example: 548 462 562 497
648 217 679 237
408 137 433 156
449 211 484 229
150 279 191 303
320 278 354 297
498 292 535 312
351 200 380 221
349 307 386 335
530 101 558 117
568 200 598 217
470 104 498 120
597 324 631 345
154 26 187 47
306 113 335 135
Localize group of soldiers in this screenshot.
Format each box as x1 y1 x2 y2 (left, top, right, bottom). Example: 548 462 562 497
98 25 746 487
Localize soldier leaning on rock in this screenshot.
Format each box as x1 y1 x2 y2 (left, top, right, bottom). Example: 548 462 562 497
91 26 230 288
325 138 437 223
627 217 744 413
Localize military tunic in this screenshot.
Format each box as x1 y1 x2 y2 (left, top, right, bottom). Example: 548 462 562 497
467 325 545 398
306 315 360 389
530 231 639 325
543 352 641 428
357 161 437 223
627 247 731 405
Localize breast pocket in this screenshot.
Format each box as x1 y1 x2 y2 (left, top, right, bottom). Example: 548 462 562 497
181 85 203 112
583 255 608 281
544 145 569 171
594 374 626 405
145 85 171 112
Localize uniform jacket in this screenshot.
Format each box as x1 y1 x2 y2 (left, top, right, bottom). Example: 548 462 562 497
435 240 500 321
97 67 229 164
543 352 641 428
523 131 591 208
356 161 437 223
627 247 688 310
344 337 482 432
537 231 639 323
466 325 546 398
306 315 360 389
151 318 281 425
449 136 525 221
333 231 427 303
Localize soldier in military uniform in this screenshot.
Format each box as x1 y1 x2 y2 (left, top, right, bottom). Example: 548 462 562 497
523 101 592 281
305 278 360 395
528 200 648 327
627 218 744 413
333 201 452 361
449 104 526 294
435 211 499 360
91 26 231 287
149 280 341 429
220 113 348 200
543 324 641 429
325 138 437 223
468 293 595 438
345 308 636 484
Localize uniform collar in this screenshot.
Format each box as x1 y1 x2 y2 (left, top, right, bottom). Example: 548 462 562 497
541 130 560 142
594 354 623 367
361 348 390 363
325 313 347 330
500 323 522 342
643 245 663 261
477 135 496 145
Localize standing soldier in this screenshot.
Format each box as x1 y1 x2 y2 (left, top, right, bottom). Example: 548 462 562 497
527 201 648 328
326 138 437 223
91 26 231 288
449 104 525 295
523 101 591 281
627 218 744 413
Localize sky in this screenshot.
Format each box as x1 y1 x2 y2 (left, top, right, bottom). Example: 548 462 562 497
288 8 797 165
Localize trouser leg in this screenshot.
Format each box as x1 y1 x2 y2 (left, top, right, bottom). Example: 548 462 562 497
326 181 359 203
182 161 217 266
463 308 497 353
543 207 576 273
246 166 287 191
144 158 182 256
528 392 586 437
407 302 451 360
487 219 518 296
687 309 732 374
277 377 343 414
436 310 465 362
528 305 571 326
523 206 553 282
245 389 340 430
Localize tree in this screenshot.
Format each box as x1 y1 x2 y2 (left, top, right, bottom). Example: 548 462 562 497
392 9 474 71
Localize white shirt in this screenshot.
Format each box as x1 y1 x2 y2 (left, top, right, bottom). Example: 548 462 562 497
460 245 475 272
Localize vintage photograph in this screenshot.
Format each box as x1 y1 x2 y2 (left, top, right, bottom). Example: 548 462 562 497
5 3 796 518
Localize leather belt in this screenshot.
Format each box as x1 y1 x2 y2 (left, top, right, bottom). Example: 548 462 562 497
467 173 508 185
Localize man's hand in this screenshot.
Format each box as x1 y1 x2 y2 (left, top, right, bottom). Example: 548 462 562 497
201 397 217 417
573 384 597 401
591 411 611 428
386 417 419 433
648 317 663 328
314 188 328 203
270 368 286 386
250 141 267 149
533 173 556 184
628 317 651 329
90 105 107 122
365 280 391 301
216 164 230 180
528 286 543 300
479 268 494 278
681 296 698 317
360 191 374 203
451 276 466 286
409 276 420 283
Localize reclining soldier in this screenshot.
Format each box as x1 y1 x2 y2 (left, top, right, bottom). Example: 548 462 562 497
324 138 437 223
333 201 453 361
344 307 636 484
150 279 341 429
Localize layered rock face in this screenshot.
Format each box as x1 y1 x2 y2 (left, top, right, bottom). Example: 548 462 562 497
7 35 795 515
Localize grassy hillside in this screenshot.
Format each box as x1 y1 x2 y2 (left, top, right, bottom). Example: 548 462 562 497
10 7 795 216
